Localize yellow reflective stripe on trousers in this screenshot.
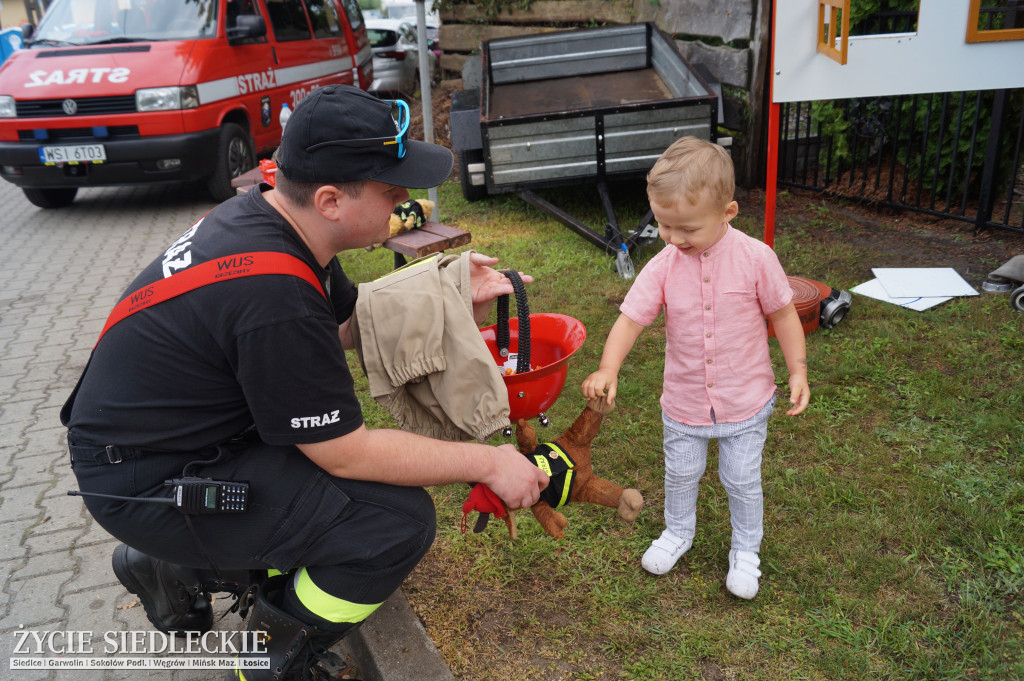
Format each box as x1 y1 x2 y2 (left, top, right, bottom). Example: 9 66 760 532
293 568 383 624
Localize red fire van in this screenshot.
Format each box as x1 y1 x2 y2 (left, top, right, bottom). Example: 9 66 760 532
0 0 373 208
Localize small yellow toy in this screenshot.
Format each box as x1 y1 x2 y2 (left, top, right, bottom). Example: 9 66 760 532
366 199 436 251
390 198 434 235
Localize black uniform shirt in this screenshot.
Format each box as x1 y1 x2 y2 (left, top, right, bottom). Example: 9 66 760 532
62 186 364 450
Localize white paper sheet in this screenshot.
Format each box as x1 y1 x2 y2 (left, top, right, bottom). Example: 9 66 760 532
851 278 953 311
871 267 978 298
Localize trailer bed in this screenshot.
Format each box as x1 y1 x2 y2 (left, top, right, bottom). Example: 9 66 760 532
489 67 674 119
449 22 720 277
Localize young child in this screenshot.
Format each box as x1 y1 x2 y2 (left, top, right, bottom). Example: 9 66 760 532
581 136 809 599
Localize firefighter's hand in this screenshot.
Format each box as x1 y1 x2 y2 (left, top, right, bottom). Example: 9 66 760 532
483 443 548 510
468 252 534 325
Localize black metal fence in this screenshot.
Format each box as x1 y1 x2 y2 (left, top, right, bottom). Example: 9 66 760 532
776 6 1023 235
777 89 1024 235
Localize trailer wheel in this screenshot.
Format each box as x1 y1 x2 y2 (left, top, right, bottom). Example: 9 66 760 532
207 123 255 204
22 187 78 209
458 149 487 202
1010 285 1024 313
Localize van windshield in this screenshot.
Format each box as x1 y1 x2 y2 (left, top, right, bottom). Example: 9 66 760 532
32 0 218 46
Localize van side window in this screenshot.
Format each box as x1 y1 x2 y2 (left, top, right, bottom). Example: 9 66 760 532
226 0 264 42
305 0 342 38
264 0 312 42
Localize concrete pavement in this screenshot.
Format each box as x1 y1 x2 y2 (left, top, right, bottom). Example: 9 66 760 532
0 179 454 680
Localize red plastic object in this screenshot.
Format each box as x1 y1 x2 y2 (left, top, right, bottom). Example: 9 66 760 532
767 276 823 337
479 313 586 421
259 159 278 186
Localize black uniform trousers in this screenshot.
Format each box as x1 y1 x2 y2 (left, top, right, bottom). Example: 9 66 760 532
68 431 436 615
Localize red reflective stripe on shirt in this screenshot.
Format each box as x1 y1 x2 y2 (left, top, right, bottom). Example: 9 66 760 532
96 251 327 347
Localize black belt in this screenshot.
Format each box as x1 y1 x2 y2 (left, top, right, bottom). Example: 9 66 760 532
67 427 260 465
68 442 171 465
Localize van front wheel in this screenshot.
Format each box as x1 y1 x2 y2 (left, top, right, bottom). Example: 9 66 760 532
23 187 78 209
207 123 255 203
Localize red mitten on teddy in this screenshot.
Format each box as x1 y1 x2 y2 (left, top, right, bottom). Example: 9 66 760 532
461 483 505 534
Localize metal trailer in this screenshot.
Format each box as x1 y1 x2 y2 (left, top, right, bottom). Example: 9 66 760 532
450 22 719 277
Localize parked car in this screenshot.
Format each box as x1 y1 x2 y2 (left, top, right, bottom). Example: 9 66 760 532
381 1 440 26
365 17 436 96
380 2 440 73
0 0 372 208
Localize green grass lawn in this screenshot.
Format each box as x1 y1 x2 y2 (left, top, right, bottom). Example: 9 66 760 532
337 180 1023 681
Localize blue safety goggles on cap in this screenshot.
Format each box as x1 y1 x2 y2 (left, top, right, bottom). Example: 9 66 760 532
304 99 410 159
276 85 450 188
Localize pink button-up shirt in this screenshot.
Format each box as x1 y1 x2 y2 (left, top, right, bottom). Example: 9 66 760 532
620 226 793 426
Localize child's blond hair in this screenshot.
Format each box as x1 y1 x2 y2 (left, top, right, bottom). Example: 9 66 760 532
647 136 735 210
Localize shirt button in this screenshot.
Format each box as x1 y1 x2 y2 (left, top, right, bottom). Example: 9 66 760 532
706 332 712 338
707 358 713 364
707 382 714 388
705 304 711 310
703 252 710 257
703 277 710 283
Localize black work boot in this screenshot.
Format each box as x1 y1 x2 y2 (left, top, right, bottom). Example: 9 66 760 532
111 544 213 634
224 575 360 681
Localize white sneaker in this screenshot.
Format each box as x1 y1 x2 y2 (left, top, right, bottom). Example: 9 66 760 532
726 550 761 599
641 530 692 575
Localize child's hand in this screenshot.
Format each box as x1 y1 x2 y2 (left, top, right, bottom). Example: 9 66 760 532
785 374 810 416
582 369 619 407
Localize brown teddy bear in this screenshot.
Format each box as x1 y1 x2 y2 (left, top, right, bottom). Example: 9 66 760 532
463 397 643 540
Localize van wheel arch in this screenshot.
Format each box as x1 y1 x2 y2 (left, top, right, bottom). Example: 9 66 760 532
206 122 255 203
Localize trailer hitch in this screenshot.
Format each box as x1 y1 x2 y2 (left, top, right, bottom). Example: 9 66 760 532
518 181 656 279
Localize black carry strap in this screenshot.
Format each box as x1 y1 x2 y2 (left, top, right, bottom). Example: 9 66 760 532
495 270 531 374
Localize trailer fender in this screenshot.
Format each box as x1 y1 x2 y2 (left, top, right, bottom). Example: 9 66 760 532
450 88 483 152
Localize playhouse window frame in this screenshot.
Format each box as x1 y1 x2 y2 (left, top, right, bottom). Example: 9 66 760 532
966 0 1024 43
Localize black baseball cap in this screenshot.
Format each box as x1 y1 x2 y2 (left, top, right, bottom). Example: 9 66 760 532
275 84 453 188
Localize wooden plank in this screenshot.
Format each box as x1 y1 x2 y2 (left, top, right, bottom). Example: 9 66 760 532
231 167 263 188
419 222 473 248
383 229 445 257
440 0 633 25
383 222 472 258
440 24 561 53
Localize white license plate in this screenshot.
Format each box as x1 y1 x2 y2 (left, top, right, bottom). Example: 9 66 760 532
38 144 106 164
